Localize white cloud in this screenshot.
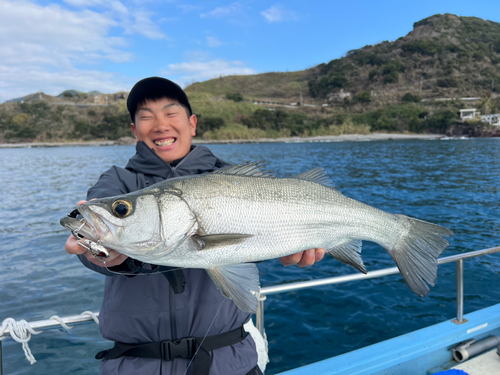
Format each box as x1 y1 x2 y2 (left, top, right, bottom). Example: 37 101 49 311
182 50 211 61
125 9 167 40
0 0 133 101
200 2 244 19
161 59 257 87
0 66 129 101
261 5 297 23
207 36 222 48
65 0 166 40
63 0 110 7
178 4 202 14
0 1 131 67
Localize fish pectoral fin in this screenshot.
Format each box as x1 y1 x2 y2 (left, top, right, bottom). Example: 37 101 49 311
206 263 260 313
327 240 367 274
192 233 253 250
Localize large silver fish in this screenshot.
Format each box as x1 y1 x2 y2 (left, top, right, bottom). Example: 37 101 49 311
61 161 453 313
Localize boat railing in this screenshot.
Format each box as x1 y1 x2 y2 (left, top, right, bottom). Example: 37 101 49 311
256 245 500 334
1 245 500 373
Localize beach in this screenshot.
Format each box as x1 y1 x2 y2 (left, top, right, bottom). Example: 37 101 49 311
0 133 443 148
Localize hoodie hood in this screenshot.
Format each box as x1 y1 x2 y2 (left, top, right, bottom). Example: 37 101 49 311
125 141 227 179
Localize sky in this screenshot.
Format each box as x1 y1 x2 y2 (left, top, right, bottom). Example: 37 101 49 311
2 0 500 102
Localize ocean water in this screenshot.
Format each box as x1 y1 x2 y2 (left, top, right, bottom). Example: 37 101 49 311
1 138 500 374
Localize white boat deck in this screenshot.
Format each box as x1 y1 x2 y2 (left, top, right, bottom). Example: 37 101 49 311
452 349 500 375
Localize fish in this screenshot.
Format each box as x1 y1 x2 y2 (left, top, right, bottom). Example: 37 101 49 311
61 161 453 313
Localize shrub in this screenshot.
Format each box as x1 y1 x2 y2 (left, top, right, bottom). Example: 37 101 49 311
437 77 459 88
309 73 349 98
424 110 458 133
241 109 317 136
352 91 372 104
226 93 244 102
402 39 441 55
196 116 225 136
11 113 31 126
383 71 399 84
401 93 422 103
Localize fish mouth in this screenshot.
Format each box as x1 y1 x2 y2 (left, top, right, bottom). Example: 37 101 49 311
153 137 176 147
76 204 115 241
60 216 98 241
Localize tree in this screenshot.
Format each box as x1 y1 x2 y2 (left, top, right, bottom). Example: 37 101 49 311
226 93 244 102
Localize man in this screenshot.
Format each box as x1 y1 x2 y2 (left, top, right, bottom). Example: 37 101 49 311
65 77 325 374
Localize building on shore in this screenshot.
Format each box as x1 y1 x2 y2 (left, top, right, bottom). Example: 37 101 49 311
459 109 480 120
481 114 500 126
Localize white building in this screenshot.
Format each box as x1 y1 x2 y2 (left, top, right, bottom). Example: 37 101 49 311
481 114 500 126
328 89 351 102
459 109 480 120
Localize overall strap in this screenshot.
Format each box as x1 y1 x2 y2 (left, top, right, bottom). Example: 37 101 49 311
95 326 249 375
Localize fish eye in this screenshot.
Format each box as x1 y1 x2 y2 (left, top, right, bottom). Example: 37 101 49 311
111 200 132 218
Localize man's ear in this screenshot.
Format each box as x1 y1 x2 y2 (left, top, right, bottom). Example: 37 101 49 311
189 115 197 137
130 123 138 139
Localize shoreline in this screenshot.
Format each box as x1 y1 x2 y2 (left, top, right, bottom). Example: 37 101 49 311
0 133 446 149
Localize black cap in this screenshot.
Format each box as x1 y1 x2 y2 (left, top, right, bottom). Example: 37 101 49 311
126 77 192 122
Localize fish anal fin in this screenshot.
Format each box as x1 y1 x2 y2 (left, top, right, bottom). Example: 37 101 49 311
206 263 260 313
327 240 366 274
193 233 253 250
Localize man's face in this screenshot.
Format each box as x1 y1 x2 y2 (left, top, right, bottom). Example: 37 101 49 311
131 98 197 164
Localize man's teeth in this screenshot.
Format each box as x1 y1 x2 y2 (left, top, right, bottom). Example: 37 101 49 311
154 139 175 146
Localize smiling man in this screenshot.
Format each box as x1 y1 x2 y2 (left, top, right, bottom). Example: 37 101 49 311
65 76 324 375
128 78 197 164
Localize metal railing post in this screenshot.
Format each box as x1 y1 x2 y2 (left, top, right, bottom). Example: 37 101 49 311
452 259 468 325
256 293 266 336
1 339 3 375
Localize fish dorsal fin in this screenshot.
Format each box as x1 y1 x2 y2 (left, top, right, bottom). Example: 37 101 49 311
214 161 276 178
294 167 337 189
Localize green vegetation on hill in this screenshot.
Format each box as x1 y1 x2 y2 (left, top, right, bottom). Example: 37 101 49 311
187 13 500 104
0 101 132 142
2 13 500 143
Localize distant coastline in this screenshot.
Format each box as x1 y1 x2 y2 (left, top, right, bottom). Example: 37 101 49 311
0 133 447 148
0 133 446 149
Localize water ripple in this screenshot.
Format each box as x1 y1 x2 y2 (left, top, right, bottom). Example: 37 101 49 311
1 139 499 374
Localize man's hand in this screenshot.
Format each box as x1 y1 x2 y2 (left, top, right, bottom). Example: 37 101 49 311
280 248 326 268
64 200 128 268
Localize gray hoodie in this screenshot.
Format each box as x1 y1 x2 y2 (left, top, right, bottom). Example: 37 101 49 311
78 142 257 375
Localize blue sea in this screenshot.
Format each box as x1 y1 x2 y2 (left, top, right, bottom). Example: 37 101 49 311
1 138 500 374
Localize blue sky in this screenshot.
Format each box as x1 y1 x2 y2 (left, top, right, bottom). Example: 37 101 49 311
1 0 500 102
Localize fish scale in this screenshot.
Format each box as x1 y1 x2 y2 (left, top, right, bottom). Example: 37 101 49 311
61 161 453 313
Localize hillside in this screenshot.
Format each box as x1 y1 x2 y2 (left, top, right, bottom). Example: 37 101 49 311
2 13 500 143
186 13 500 104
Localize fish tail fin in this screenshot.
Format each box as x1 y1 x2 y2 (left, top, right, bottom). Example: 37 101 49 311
385 214 453 297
